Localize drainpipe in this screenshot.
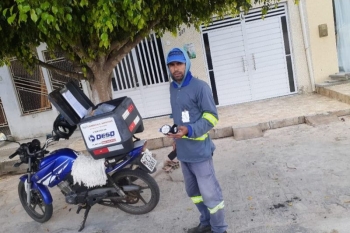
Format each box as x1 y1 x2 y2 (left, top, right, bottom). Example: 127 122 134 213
298 0 316 92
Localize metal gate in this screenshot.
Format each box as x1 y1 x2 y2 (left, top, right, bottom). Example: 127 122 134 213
201 4 296 106
111 34 171 118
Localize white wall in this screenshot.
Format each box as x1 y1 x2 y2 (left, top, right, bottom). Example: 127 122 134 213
0 43 89 140
0 64 59 140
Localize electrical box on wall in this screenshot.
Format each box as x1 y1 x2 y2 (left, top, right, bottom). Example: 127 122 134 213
318 24 328 37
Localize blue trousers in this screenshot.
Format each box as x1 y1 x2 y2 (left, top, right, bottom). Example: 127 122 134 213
181 158 228 233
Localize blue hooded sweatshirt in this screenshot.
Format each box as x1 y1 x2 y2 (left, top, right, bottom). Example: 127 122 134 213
166 48 218 163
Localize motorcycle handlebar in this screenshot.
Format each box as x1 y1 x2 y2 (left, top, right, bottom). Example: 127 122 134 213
8 150 19 159
8 137 54 160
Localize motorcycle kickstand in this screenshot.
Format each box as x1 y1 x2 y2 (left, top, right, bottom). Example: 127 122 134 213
77 204 91 232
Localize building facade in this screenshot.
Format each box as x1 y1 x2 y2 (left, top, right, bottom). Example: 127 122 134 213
0 0 341 139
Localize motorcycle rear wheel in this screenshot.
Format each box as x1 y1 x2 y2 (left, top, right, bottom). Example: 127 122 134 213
108 169 160 215
18 181 53 223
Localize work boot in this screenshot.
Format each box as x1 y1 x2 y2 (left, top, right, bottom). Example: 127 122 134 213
187 223 211 233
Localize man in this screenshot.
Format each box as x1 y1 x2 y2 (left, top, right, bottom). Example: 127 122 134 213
166 47 228 233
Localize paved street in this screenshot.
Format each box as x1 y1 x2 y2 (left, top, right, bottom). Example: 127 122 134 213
1 117 350 233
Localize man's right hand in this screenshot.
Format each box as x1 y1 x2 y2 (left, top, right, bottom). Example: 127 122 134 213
167 125 188 139
172 141 176 151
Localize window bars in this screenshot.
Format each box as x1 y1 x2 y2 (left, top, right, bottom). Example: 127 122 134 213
42 50 81 90
0 98 11 136
9 59 52 115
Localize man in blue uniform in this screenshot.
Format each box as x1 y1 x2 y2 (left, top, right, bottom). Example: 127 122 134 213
166 47 228 233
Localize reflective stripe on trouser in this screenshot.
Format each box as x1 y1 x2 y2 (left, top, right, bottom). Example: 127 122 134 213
191 196 203 204
190 197 225 214
181 159 228 233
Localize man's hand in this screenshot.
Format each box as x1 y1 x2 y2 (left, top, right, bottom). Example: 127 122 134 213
172 141 176 151
167 125 188 139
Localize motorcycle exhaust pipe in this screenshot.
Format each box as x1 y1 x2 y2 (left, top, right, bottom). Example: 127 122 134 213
122 185 140 192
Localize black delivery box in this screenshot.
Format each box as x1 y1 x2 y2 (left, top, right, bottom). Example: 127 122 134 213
48 81 144 160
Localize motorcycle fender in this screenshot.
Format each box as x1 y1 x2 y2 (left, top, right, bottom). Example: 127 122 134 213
137 164 157 174
19 175 53 205
132 150 157 174
131 157 157 174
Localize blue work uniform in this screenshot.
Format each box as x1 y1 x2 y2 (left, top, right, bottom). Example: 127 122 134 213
167 48 228 233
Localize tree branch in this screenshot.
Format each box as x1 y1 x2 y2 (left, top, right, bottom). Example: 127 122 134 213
109 36 130 52
49 46 95 81
69 36 89 60
104 19 161 71
36 59 85 80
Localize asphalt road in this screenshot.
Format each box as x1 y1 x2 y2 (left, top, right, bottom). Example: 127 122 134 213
1 117 350 233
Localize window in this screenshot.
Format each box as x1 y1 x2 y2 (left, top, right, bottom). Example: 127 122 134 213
9 59 52 115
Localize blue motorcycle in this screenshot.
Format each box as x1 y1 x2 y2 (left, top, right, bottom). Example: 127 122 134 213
2 119 160 231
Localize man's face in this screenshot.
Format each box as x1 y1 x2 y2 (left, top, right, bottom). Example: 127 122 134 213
168 62 186 83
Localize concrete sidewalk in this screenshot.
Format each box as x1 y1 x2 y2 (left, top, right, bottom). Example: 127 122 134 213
68 92 350 151
1 89 350 175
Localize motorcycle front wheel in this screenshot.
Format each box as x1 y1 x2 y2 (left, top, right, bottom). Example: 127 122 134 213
106 169 160 215
18 181 53 223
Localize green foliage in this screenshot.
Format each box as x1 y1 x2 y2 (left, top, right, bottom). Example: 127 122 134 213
0 0 282 81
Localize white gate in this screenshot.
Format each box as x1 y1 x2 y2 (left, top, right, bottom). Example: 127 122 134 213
112 34 171 118
202 4 296 106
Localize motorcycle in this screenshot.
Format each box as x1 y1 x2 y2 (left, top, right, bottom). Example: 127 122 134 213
0 122 160 231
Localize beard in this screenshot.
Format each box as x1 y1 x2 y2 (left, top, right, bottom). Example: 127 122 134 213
172 72 184 83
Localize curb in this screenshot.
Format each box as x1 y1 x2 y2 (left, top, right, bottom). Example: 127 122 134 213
1 109 350 176
316 85 350 105
144 109 350 150
0 159 26 176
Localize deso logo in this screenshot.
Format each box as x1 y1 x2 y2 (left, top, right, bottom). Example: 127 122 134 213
89 135 95 142
96 131 115 140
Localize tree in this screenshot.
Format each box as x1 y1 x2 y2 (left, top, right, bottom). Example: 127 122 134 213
0 0 281 103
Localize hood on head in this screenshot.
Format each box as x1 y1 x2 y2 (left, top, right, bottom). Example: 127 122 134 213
166 47 191 87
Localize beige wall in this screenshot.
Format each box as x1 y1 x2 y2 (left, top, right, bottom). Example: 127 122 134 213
283 0 312 93
304 0 338 83
161 27 208 83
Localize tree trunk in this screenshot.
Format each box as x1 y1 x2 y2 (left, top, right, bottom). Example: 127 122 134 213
89 71 113 104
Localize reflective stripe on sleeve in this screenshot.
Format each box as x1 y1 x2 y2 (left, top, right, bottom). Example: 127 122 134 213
208 201 224 214
202 113 218 127
191 196 203 204
182 133 208 141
